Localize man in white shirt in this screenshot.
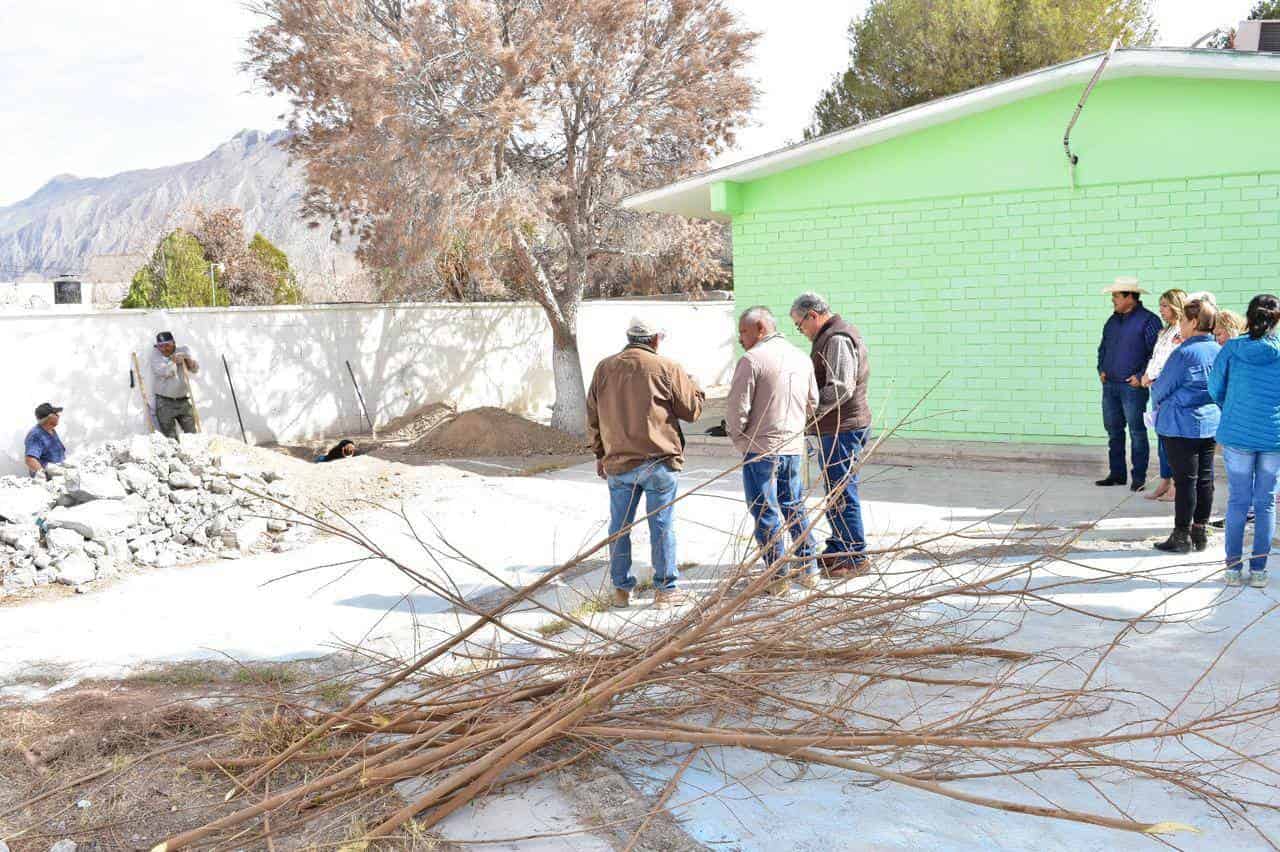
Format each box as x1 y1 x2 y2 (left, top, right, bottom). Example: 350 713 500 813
726 306 819 593
149 331 200 439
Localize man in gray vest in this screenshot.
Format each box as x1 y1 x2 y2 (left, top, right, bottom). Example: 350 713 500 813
727 306 819 594
790 292 872 576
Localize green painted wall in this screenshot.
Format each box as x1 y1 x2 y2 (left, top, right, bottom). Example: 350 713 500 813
731 76 1280 444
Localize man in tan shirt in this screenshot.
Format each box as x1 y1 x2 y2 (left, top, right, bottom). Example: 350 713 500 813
586 318 704 609
727 306 819 593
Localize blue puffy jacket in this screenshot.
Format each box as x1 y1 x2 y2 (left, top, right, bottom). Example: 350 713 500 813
1152 334 1220 438
1207 333 1280 452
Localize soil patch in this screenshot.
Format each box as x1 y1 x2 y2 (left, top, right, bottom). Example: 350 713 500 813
410 406 589 457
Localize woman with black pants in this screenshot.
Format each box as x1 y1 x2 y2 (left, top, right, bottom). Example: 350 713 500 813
1152 299 1222 554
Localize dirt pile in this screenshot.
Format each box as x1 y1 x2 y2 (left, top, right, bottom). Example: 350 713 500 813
378 400 458 442
411 407 589 457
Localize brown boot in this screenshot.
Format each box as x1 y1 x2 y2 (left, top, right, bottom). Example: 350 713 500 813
766 577 791 596
653 588 692 609
610 587 630 609
795 572 819 590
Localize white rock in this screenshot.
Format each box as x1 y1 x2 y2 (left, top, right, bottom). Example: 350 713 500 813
207 478 232 495
225 517 268 552
66 471 127 503
83 540 107 558
33 552 52 570
49 840 77 852
0 486 56 523
54 551 96 586
45 500 140 540
128 434 154 463
45 527 86 554
154 549 178 568
168 471 200 489
266 518 289 533
117 464 158 495
170 489 200 506
1 523 39 552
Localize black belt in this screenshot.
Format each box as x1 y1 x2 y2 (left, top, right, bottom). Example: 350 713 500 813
157 395 189 402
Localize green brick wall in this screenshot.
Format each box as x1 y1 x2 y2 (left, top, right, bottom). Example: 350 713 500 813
733 172 1280 444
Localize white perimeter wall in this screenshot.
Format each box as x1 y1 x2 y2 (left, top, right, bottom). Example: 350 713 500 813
2 300 737 473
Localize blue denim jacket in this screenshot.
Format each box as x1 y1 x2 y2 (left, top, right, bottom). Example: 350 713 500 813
1152 334 1221 439
1097 304 1161 383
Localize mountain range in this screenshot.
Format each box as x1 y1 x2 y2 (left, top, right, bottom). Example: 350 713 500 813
0 130 359 295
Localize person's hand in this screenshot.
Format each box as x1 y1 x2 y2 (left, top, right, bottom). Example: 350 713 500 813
1126 375 1141 388
1099 372 1106 384
1141 375 1153 388
596 459 606 480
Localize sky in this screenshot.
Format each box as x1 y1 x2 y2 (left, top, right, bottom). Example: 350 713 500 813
0 0 1261 206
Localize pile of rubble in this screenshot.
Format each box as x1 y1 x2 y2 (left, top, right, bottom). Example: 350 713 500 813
0 433 299 596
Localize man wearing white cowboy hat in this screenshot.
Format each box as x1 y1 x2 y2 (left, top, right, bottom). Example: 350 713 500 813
1096 275 1162 491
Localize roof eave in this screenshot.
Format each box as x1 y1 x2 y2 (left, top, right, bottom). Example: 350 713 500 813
622 48 1280 220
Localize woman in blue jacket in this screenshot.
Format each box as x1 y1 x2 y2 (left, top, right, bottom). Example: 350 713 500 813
1152 299 1221 554
1208 294 1280 586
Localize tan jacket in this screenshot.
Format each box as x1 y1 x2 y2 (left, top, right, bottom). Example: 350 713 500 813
586 344 705 475
726 334 818 457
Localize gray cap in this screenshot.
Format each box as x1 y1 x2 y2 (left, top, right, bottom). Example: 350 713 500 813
626 317 663 338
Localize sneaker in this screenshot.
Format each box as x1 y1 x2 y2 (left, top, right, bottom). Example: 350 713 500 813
1095 476 1126 487
610 587 631 608
1225 569 1245 587
653 588 692 608
1250 571 1268 589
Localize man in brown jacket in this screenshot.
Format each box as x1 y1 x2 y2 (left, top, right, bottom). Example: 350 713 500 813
790 291 872 577
586 318 704 609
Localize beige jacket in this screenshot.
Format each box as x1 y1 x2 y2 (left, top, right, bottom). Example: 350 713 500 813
726 334 818 457
586 344 705 475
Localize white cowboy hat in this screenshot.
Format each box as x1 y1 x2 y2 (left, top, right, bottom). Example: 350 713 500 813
1100 275 1147 295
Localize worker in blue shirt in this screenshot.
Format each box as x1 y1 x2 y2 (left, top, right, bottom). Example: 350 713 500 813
1096 276 1162 491
24 402 66 478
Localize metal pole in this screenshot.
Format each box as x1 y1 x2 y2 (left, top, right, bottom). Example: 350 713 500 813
345 359 376 435
209 263 216 305
222 355 249 444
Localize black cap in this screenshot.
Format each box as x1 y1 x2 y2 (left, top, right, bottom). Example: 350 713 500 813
35 402 63 420
156 331 175 344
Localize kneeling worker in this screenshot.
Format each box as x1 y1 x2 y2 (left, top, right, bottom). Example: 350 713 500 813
24 402 66 478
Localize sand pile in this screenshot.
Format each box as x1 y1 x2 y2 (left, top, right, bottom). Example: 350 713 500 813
411 407 589 457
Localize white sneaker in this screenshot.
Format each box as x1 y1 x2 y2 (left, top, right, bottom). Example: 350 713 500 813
1225 569 1245 587
1249 571 1268 589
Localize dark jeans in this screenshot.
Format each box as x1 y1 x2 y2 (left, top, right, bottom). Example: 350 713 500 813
816 428 869 559
742 454 815 577
1157 436 1172 480
156 395 195 440
1162 435 1216 528
1101 383 1149 483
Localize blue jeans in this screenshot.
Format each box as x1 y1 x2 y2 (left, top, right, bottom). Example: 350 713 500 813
742 454 815 577
1157 435 1172 480
607 460 679 591
1101 383 1150 483
816 429 869 559
1222 446 1280 574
